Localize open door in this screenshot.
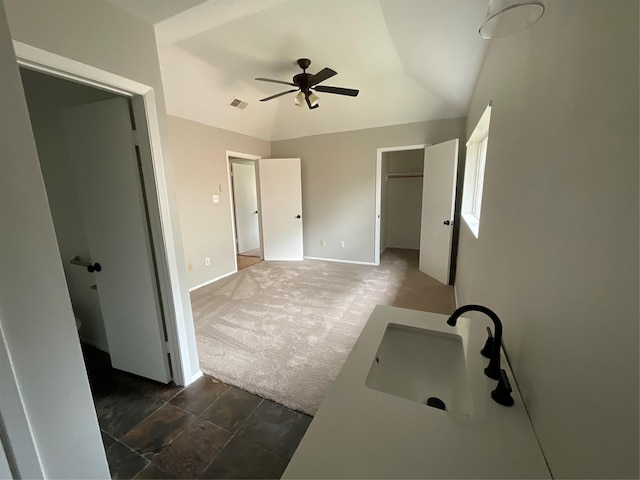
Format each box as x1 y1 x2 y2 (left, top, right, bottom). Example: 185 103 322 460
63 97 171 383
258 158 303 261
419 139 459 284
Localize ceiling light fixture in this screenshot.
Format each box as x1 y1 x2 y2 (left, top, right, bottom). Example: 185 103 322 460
479 0 545 39
294 90 319 108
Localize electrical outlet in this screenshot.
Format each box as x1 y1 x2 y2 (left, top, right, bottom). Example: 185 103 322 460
320 240 325 247
205 257 211 266
187 262 193 272
212 195 220 203
340 241 345 248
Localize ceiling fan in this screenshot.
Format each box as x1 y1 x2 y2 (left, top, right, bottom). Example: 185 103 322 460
255 58 359 110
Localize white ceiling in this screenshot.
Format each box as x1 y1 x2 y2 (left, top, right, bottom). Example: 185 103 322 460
109 0 490 141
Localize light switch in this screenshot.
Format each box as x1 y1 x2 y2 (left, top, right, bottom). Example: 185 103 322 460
212 195 220 203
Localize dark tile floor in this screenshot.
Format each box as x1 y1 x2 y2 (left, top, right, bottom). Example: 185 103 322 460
82 345 312 479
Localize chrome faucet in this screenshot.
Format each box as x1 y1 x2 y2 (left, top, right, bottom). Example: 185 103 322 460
446 304 502 380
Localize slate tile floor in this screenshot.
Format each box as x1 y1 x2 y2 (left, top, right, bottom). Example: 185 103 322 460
83 345 312 479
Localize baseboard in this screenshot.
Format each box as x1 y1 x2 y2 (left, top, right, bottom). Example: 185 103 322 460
304 256 377 266
79 337 109 353
189 269 237 292
188 370 203 384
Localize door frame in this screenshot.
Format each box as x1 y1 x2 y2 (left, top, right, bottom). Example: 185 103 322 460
374 144 427 265
13 41 197 386
225 150 262 272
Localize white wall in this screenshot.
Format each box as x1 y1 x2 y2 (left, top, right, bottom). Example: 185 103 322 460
272 118 465 263
455 1 639 478
20 68 118 351
383 149 424 250
4 0 200 384
0 1 109 476
168 115 270 290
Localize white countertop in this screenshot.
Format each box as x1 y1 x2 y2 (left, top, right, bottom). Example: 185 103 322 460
283 305 550 479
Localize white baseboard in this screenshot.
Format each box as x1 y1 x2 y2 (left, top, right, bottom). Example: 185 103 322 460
189 269 237 292
188 370 203 385
304 256 377 266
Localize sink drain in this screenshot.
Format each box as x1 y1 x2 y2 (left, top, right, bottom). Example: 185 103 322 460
426 397 446 410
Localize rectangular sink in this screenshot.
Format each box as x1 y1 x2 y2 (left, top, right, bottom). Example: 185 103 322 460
365 323 473 417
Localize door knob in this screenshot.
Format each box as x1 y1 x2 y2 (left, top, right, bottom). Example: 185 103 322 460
295 215 301 219
443 220 453 226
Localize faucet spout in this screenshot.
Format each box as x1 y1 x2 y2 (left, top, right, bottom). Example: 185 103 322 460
446 304 503 380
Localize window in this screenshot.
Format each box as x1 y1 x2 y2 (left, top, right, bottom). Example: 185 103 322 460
462 103 492 238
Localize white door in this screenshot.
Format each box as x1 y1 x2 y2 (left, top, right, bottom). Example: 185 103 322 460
258 158 303 261
231 162 260 254
63 98 170 383
419 139 459 284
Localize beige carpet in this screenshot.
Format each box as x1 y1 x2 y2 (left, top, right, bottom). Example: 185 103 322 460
191 248 455 415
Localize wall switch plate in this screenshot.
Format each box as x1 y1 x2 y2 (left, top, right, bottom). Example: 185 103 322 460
187 262 193 272
320 240 325 247
205 257 211 266
340 241 345 248
212 195 220 203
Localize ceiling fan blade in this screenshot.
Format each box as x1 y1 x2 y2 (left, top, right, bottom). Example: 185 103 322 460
313 85 359 97
260 89 299 102
255 77 296 86
305 91 320 109
309 67 337 86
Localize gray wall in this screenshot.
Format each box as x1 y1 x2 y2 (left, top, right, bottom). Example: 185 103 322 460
383 149 424 250
168 115 271 290
21 68 118 352
272 118 466 263
0 1 108 477
455 1 639 477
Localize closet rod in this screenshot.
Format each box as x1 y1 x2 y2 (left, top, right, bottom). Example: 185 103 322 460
386 172 423 180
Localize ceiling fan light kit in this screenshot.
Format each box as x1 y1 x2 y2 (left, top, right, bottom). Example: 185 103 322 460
256 58 359 110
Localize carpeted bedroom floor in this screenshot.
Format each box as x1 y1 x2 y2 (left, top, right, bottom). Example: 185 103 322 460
190 248 456 415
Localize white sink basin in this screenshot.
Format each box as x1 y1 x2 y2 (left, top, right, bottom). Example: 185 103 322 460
365 323 473 417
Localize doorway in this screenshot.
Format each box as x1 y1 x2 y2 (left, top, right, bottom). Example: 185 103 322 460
380 148 425 254
375 141 459 284
226 151 263 271
229 156 263 270
19 64 178 472
19 67 172 381
225 154 304 269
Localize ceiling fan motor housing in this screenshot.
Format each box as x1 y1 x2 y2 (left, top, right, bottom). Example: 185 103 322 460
293 73 313 92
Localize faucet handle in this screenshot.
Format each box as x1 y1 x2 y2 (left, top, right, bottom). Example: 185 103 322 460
480 326 493 358
491 369 514 407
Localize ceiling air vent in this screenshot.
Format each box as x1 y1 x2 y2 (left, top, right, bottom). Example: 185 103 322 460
228 97 248 110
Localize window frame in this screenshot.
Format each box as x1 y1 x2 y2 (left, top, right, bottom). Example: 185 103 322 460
462 103 492 238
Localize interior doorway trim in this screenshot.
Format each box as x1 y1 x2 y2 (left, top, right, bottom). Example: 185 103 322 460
225 150 262 272
13 41 196 386
374 144 427 265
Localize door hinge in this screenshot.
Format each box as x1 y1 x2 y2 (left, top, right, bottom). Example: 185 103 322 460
131 129 140 146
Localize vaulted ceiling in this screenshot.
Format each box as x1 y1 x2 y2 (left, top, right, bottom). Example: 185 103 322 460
109 0 490 141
